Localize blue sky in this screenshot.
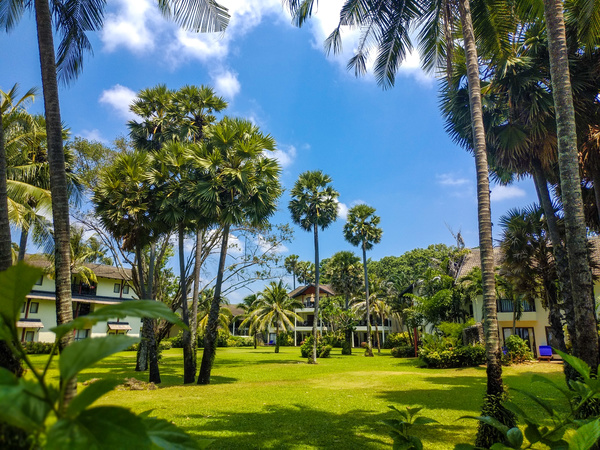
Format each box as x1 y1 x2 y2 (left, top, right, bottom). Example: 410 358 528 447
1 0 539 297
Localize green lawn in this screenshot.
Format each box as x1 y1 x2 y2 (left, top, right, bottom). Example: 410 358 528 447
30 347 568 449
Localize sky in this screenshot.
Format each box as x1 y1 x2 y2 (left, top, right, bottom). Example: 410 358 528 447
0 0 539 300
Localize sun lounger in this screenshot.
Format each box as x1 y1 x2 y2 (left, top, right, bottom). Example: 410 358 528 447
538 345 553 361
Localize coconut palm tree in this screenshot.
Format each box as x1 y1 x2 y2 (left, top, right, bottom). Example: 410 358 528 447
343 204 382 357
289 170 338 363
190 117 282 384
245 281 302 353
238 293 261 348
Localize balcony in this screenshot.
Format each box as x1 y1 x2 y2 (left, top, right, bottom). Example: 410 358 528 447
71 282 97 297
497 299 535 313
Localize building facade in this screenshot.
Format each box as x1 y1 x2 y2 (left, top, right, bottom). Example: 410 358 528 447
20 256 142 343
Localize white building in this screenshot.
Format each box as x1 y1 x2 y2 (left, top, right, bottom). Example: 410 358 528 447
19 256 142 343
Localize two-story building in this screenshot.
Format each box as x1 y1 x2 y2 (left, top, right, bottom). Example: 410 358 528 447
457 244 600 357
19 255 142 343
288 284 397 347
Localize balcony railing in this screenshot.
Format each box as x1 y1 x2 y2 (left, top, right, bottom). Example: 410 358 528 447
497 299 535 313
71 283 97 297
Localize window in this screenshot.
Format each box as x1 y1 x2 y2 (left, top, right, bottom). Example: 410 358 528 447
497 299 535 313
29 302 39 314
503 327 537 356
74 329 90 341
122 285 130 294
114 283 121 293
25 331 35 342
21 303 26 313
35 276 43 286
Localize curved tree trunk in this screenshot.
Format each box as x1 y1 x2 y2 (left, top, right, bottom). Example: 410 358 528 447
362 243 373 357
310 223 320 364
198 223 230 384
34 0 75 408
180 224 195 384
543 0 599 371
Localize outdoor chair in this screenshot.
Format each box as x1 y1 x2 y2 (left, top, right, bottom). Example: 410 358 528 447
538 345 553 361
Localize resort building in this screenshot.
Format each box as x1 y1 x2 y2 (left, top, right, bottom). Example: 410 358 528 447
20 256 142 343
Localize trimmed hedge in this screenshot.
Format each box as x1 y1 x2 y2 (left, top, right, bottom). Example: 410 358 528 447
22 342 57 355
391 346 416 358
419 344 486 368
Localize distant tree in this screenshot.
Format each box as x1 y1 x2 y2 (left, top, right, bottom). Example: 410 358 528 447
289 170 338 364
284 254 300 289
238 293 261 348
246 281 302 353
344 204 382 357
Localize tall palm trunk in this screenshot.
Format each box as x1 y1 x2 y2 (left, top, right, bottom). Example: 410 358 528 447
198 223 230 384
34 0 75 407
180 224 194 383
146 242 161 384
18 228 28 261
310 223 320 364
458 0 503 399
543 0 599 371
189 228 203 379
362 243 373 357
275 323 280 353
135 244 148 372
374 313 381 353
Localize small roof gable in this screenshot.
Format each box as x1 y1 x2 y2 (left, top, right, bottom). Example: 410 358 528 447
289 284 336 298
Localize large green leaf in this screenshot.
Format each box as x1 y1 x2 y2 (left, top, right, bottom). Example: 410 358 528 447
66 379 121 417
60 335 139 381
568 419 600 450
143 416 200 449
53 300 186 340
506 427 524 448
0 262 43 325
47 406 151 450
555 349 591 380
0 369 51 431
459 416 509 435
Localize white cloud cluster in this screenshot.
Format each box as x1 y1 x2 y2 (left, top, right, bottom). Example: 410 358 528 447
437 173 470 187
77 129 107 143
491 185 526 202
272 145 297 169
99 84 138 121
337 200 349 220
212 69 241 99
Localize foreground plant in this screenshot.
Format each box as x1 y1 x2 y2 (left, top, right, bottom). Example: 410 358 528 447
383 405 438 449
0 262 208 449
456 350 600 449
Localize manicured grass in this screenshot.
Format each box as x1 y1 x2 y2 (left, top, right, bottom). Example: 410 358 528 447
30 347 568 449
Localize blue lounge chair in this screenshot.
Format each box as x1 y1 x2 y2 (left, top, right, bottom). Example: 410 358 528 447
538 345 553 361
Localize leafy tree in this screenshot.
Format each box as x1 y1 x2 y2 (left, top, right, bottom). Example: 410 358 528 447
296 260 315 285
191 117 282 384
344 204 382 357
289 170 338 363
238 293 261 348
245 280 302 353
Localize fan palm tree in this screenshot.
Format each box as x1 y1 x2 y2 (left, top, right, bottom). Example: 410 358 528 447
284 254 300 289
343 204 382 357
190 117 282 384
244 281 302 353
289 170 338 364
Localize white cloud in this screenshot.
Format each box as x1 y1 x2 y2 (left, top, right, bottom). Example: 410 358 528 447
256 234 288 254
271 145 297 169
77 129 107 143
491 185 526 202
212 69 241 99
101 0 157 53
437 173 470 187
337 201 349 220
99 85 138 121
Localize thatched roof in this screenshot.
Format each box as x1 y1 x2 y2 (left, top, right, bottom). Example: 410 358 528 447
288 284 336 298
24 254 132 280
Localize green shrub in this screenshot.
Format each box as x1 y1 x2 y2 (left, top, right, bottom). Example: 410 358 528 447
437 319 475 342
300 335 325 358
419 334 485 368
322 331 344 348
341 340 352 355
277 332 293 347
503 335 534 364
319 345 333 358
384 332 412 349
159 340 172 350
22 342 57 355
391 346 415 358
166 331 184 348
226 336 253 347
198 329 230 348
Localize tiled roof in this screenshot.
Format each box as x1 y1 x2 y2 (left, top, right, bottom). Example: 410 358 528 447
457 238 600 279
24 254 132 280
288 284 336 298
224 304 245 316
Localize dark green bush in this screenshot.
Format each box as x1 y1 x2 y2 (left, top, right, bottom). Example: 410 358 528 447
391 346 415 358
384 332 412 349
22 342 57 355
419 334 485 368
341 340 352 355
166 331 184 348
277 332 293 347
226 336 253 347
319 345 333 358
197 329 230 348
300 335 325 358
322 331 344 348
502 335 534 364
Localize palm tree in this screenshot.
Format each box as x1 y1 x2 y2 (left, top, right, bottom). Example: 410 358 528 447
542 0 599 370
289 170 338 364
244 281 302 353
190 117 282 384
238 293 261 348
325 251 362 353
284 254 300 289
343 204 382 357
197 289 232 335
